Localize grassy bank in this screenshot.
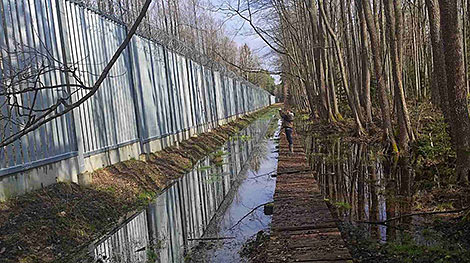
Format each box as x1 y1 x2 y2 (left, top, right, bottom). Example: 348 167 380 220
0 105 279 263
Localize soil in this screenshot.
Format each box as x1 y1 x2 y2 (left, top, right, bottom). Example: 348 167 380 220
0 105 279 263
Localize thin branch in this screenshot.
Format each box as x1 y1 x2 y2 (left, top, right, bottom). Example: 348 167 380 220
228 201 273 230
187 237 236 241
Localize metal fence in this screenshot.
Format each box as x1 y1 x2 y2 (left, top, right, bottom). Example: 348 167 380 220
0 0 272 176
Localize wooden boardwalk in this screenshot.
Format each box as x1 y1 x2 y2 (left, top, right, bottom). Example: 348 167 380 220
267 131 353 262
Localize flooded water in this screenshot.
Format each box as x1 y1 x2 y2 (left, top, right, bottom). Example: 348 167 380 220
304 135 414 241
90 116 278 263
191 121 279 262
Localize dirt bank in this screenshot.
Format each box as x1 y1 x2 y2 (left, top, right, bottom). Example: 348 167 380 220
0 105 279 263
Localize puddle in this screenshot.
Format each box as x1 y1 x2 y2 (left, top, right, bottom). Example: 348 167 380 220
89 116 279 263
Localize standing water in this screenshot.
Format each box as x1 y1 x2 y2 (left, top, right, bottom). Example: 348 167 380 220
90 115 279 263
190 119 280 262
304 134 414 241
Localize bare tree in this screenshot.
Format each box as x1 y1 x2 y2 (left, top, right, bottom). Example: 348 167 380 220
359 0 398 152
426 0 451 129
383 0 414 151
319 0 365 134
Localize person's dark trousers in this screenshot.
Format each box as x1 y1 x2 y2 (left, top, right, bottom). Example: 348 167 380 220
285 128 294 153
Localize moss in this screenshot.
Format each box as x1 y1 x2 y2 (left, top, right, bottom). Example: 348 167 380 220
197 165 213 171
137 191 157 206
334 201 352 210
341 221 470 263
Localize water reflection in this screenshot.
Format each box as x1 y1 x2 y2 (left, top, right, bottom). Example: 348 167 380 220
90 118 273 263
305 135 414 241
193 121 279 262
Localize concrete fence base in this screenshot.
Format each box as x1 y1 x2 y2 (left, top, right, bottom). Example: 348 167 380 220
0 157 81 200
0 111 260 201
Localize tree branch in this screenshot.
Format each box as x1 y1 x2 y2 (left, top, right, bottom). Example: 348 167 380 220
359 207 470 225
228 201 273 230
0 0 153 148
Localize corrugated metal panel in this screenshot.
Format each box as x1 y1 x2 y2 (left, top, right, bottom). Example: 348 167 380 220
64 1 138 155
0 0 272 176
0 0 77 174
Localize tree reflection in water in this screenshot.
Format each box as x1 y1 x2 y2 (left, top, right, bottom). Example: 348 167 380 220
305 135 414 242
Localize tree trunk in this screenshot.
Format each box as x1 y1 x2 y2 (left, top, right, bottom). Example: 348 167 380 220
327 48 342 120
439 0 470 183
425 0 452 131
358 1 373 124
463 0 469 93
384 0 414 152
358 0 398 152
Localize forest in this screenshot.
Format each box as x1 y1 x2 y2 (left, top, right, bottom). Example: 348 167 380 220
102 0 470 175
138 0 470 260
122 0 470 259
236 0 470 261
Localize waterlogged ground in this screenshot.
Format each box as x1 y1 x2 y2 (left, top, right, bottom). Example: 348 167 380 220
304 133 470 263
82 107 470 263
89 115 279 263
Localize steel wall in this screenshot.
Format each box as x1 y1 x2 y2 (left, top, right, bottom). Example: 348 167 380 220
63 0 140 156
0 0 272 177
0 0 77 175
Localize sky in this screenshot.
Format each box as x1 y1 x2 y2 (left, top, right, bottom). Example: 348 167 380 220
208 0 266 51
206 0 281 83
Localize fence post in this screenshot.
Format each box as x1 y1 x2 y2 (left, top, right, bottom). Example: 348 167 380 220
114 0 146 156
54 0 87 183
123 30 145 155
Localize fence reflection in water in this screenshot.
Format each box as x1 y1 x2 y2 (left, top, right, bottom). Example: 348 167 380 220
91 118 271 263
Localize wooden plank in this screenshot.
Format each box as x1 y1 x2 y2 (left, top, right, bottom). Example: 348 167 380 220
268 130 352 262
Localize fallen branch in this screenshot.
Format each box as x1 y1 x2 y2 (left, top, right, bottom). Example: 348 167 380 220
248 169 312 180
277 169 312 175
359 207 470 225
228 201 274 230
188 237 235 241
248 171 277 179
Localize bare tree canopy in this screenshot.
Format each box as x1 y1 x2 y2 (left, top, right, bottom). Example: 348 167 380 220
220 0 470 181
